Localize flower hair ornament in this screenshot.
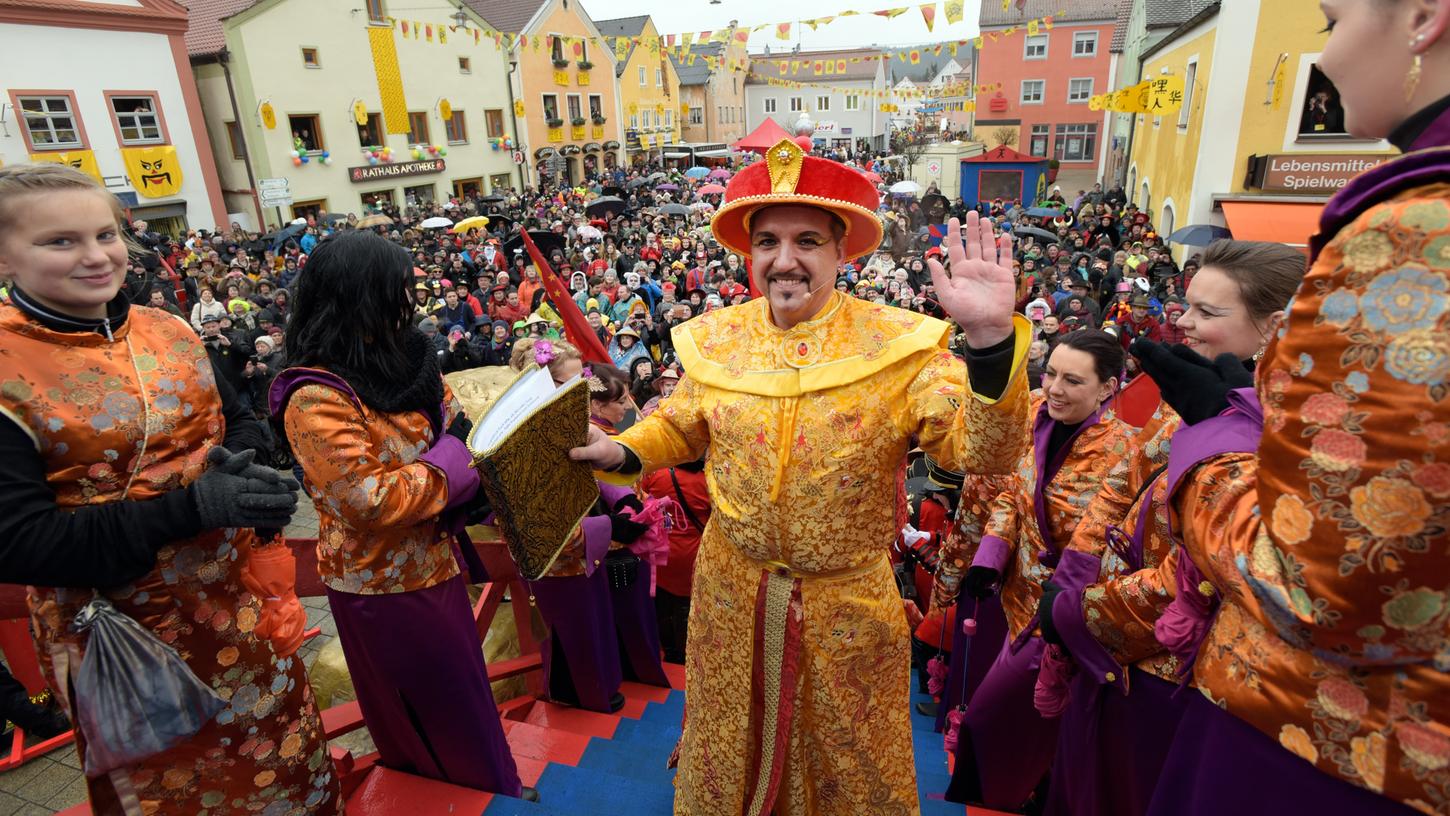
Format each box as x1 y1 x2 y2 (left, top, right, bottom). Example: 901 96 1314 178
533 339 555 366
581 365 607 395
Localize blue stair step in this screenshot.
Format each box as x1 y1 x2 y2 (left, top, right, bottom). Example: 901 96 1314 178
481 795 569 816
635 692 686 726
577 737 679 784
602 716 681 748
533 761 676 814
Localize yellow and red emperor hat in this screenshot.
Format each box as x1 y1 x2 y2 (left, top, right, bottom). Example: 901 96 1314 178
711 138 883 262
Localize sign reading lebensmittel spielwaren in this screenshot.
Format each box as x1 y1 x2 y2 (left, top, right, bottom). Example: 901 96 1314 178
348 159 446 183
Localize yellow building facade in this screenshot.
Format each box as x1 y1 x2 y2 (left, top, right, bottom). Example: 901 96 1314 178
596 16 682 165
1125 0 1397 257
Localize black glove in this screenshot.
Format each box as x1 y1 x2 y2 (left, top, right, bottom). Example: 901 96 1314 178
1130 340 1253 426
212 445 297 490
1037 582 1066 648
610 512 649 545
963 566 1001 600
191 447 300 530
446 413 474 445
614 493 645 515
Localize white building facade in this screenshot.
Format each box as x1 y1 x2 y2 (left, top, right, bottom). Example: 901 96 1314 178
0 0 228 236
190 0 521 230
744 49 889 151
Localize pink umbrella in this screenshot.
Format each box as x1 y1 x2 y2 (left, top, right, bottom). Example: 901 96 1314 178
698 183 726 195
707 168 732 179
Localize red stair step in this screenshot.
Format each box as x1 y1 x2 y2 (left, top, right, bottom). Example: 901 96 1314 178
501 718 591 766
513 755 549 787
619 680 673 704
522 700 621 740
343 766 493 814
663 662 686 690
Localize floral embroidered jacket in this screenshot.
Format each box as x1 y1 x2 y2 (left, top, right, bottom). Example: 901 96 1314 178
972 395 1135 640
1053 403 1184 687
1169 170 1450 808
608 292 1033 816
0 305 336 815
280 373 464 595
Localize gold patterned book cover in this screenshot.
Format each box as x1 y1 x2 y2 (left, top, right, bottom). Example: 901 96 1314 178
463 365 598 580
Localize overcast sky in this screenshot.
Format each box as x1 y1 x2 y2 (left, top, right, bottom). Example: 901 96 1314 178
581 0 985 52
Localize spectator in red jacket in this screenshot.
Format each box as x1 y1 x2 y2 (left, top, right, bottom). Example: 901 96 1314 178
639 458 710 664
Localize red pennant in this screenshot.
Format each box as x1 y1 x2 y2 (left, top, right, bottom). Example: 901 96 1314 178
520 231 612 365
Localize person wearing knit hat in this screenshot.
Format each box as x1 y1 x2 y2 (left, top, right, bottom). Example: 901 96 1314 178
570 136 1033 816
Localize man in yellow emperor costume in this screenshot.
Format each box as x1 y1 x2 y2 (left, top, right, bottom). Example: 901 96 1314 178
571 138 1032 815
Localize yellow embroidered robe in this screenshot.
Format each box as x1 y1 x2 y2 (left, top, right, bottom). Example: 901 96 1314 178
609 292 1030 815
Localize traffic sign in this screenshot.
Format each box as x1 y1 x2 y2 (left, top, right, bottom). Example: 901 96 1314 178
258 177 292 207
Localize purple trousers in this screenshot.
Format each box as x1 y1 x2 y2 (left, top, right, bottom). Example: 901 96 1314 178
1043 667 1188 816
531 567 625 713
326 576 521 796
945 632 1058 808
1147 693 1420 815
606 553 670 688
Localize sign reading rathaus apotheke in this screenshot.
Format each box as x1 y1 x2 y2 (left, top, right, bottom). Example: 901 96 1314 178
348 159 446 183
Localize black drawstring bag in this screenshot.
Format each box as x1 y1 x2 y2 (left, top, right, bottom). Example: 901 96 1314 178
604 550 640 591
70 597 227 778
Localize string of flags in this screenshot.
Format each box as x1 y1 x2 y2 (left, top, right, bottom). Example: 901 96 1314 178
386 6 1065 72
746 68 999 99
1089 75 1186 114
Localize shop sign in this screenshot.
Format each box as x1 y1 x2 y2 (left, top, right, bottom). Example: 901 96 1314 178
1247 153 1390 193
348 159 445 183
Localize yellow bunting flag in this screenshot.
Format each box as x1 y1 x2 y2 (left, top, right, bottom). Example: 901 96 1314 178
779 60 789 75
1272 58 1287 110
1028 19 1038 35
615 37 629 61
514 100 525 118
29 149 101 182
920 3 936 31
837 59 847 73
439 99 452 120
824 59 835 75
945 0 964 24
121 145 182 198
909 49 921 64
368 26 410 134
353 100 368 126
439 26 447 43
874 6 908 17
776 22 791 40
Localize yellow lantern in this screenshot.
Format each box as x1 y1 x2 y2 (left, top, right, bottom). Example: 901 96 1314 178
514 99 526 118
440 99 453 121
353 100 368 126
258 101 276 130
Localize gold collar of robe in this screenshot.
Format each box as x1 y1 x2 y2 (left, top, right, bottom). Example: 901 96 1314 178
671 291 952 397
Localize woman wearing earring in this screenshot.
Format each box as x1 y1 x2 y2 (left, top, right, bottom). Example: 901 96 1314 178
1035 240 1306 816
1122 2 1450 812
943 330 1133 810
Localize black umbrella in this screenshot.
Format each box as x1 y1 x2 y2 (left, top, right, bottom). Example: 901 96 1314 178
625 178 651 190
586 196 627 219
1013 225 1060 243
483 214 515 235
266 223 306 250
659 203 691 217
647 171 667 181
319 213 349 226
502 230 567 264
601 185 625 198
480 193 507 204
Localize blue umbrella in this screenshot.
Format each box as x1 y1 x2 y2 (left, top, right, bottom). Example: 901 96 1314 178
1168 224 1232 246
1025 205 1064 218
683 166 710 179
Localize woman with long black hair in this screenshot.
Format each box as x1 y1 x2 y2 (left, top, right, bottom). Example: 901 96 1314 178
270 231 530 800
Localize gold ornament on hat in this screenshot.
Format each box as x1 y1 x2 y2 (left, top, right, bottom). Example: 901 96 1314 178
766 138 804 194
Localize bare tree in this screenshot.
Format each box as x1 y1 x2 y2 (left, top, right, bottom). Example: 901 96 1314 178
891 129 931 175
992 127 1018 149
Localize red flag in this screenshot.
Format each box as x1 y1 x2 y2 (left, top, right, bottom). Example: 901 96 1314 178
520 231 611 365
1113 374 1161 428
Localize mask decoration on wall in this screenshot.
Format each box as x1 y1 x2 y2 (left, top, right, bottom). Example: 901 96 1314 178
121 146 183 198
29 150 102 182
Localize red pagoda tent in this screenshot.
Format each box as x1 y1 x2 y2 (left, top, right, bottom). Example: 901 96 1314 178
733 118 793 154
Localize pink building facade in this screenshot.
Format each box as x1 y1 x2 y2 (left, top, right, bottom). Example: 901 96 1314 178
973 0 1117 191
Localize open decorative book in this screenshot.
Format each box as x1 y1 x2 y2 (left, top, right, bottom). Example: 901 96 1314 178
464 365 598 580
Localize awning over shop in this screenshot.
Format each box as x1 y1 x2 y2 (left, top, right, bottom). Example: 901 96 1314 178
695 149 732 157
662 152 690 159
1219 200 1324 250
